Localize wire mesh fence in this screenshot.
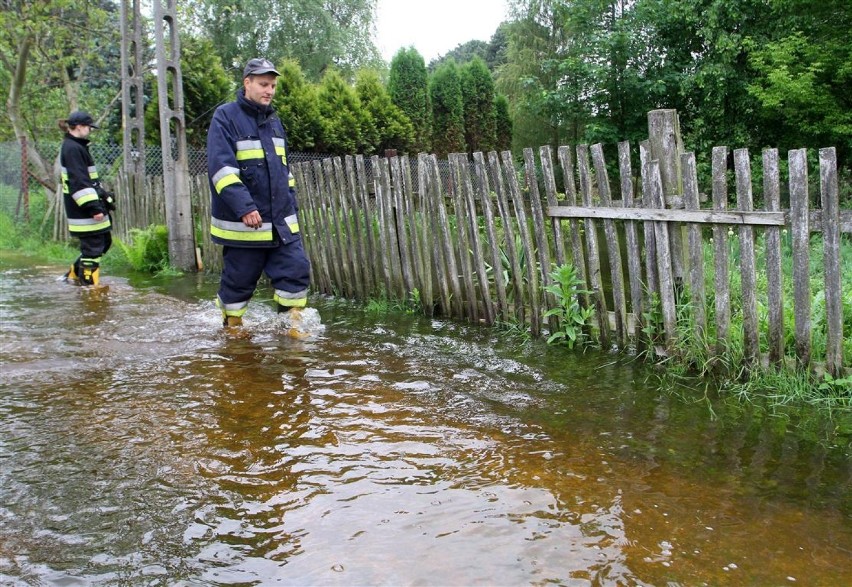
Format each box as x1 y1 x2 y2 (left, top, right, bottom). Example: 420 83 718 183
0 140 458 218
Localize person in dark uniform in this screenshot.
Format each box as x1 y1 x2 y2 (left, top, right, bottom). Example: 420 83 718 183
206 58 311 327
60 110 115 286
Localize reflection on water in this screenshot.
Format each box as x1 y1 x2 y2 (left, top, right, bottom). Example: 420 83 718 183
1 255 850 586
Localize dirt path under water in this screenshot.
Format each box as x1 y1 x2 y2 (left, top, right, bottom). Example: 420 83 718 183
1 254 850 585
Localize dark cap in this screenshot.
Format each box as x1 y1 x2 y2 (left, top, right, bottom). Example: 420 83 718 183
68 111 99 129
243 58 280 78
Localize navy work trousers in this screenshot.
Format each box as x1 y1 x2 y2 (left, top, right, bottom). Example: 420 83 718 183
78 232 112 261
218 241 311 304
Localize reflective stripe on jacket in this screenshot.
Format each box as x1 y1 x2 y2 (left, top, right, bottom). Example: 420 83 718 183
60 134 111 236
206 89 300 248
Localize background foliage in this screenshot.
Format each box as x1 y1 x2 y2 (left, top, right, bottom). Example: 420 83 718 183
0 0 850 184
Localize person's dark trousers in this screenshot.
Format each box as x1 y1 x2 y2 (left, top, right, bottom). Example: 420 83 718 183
218 241 310 305
73 232 112 285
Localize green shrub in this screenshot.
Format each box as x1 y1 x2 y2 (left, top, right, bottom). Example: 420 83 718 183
543 264 594 348
114 225 172 273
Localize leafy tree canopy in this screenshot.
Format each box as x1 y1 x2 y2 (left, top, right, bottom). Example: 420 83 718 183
0 0 121 189
145 36 233 148
182 0 383 83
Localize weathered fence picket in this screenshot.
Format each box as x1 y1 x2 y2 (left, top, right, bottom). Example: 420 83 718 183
488 151 524 326
473 151 507 324
576 145 609 347
618 141 644 347
681 152 707 337
763 148 784 366
734 148 760 363
820 148 843 377
790 149 812 368
591 143 628 347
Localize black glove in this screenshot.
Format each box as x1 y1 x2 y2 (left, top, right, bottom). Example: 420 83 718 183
98 189 116 211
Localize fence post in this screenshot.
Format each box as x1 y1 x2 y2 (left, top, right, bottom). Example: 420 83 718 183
789 149 812 368
734 148 760 363
819 147 843 377
711 147 731 359
763 149 785 366
647 109 686 286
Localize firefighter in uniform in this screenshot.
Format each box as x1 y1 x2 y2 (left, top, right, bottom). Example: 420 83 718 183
206 58 311 327
60 110 115 286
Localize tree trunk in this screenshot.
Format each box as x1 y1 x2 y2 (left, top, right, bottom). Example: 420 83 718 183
6 33 57 192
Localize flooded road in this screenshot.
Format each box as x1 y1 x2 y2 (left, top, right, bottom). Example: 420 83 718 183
1 253 850 586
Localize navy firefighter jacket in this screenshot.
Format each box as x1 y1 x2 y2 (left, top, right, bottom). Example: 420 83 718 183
60 134 111 237
207 89 300 248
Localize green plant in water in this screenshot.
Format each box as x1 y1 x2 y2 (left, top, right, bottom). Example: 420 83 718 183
406 288 422 314
816 372 852 395
641 291 663 345
365 288 422 315
114 225 175 274
543 264 594 348
498 233 529 299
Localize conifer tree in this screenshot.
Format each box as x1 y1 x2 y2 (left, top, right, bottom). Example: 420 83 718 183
460 57 497 153
494 94 513 153
355 70 415 154
272 60 324 152
388 48 431 153
429 60 466 157
315 69 373 155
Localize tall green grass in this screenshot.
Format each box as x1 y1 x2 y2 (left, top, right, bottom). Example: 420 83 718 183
0 186 176 275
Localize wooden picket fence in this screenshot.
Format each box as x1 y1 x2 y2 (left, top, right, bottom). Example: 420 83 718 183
290 140 849 378
95 110 849 378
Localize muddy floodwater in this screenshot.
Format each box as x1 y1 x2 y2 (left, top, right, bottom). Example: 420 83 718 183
0 253 850 586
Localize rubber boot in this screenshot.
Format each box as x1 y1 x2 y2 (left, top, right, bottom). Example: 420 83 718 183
79 260 100 286
277 304 303 319
277 304 308 338
64 262 80 285
223 315 243 327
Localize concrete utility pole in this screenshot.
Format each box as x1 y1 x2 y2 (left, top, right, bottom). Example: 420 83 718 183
153 0 198 271
120 0 146 193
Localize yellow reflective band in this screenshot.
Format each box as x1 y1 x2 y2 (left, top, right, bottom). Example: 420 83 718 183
211 225 274 242
273 138 287 165
216 297 249 317
68 218 111 233
72 187 99 206
88 166 99 180
236 149 264 161
236 139 264 161
274 293 307 308
215 173 241 194
285 214 299 234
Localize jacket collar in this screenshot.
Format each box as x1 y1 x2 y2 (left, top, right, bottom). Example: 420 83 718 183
65 132 90 146
237 88 275 125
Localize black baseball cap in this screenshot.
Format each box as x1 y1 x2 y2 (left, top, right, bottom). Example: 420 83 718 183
243 58 280 78
68 111 99 128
